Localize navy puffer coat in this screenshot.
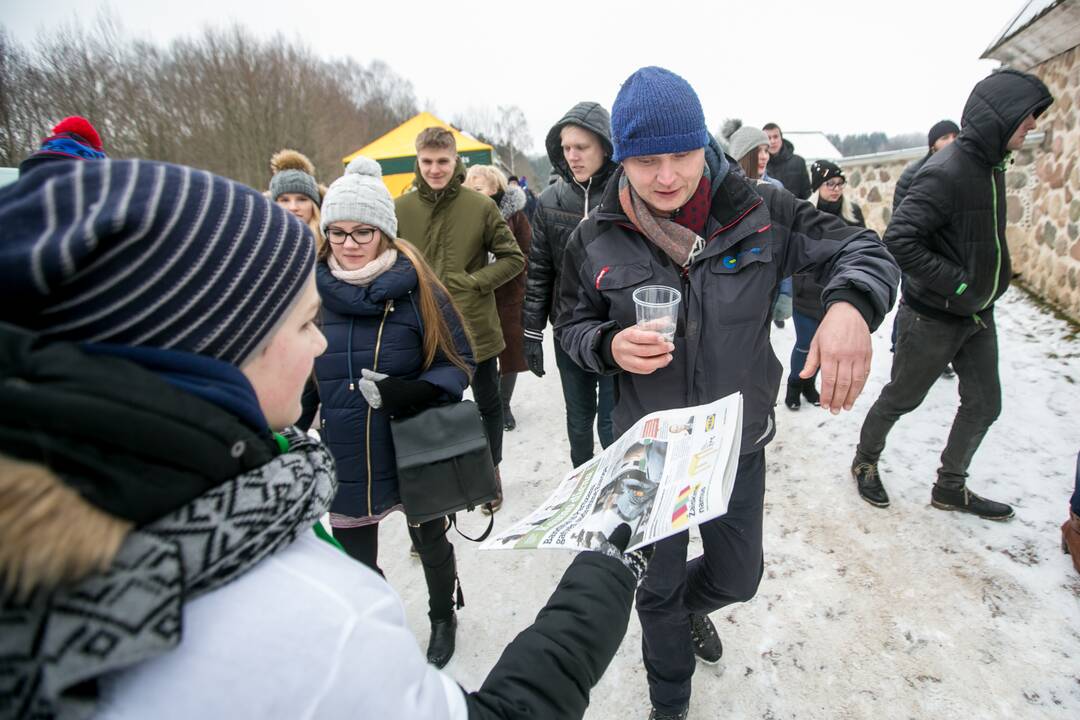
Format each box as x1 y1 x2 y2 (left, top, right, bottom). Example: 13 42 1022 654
314 253 474 519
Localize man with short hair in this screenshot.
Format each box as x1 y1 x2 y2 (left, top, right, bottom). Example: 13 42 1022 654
853 69 1053 518
395 127 525 512
763 122 811 199
523 101 619 468
557 67 899 720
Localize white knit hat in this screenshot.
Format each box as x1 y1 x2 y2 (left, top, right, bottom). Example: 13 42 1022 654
320 156 397 239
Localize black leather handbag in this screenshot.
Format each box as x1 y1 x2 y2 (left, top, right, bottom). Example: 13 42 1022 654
390 399 498 540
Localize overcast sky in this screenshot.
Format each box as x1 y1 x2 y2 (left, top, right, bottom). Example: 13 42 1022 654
3 0 1027 154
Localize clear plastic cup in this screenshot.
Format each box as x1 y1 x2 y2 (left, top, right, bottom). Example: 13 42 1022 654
633 285 681 341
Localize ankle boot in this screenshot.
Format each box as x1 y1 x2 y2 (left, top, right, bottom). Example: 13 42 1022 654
1062 509 1080 574
801 377 821 406
426 613 457 668
784 383 801 410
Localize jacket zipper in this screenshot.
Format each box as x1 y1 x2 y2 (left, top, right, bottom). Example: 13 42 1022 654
365 300 394 516
980 159 1009 315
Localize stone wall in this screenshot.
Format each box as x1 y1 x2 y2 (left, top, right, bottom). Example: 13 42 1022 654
832 48 1080 323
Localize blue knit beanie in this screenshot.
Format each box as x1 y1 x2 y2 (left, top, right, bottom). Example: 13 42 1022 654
610 67 710 163
0 159 315 366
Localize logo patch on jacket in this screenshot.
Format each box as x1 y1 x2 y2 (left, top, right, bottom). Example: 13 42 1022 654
721 247 763 269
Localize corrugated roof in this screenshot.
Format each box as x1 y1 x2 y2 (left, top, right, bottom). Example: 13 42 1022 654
982 0 1080 69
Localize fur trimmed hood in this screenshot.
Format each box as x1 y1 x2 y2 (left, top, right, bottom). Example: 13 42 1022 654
498 184 527 219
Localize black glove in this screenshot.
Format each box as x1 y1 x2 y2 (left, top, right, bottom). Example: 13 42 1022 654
597 523 654 583
524 338 545 377
374 376 441 417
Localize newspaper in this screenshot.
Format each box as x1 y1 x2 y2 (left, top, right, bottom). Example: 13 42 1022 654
483 393 743 554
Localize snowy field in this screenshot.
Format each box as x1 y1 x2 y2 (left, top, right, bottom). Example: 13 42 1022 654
371 289 1080 719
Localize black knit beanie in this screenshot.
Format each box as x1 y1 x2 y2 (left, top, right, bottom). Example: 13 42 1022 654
927 120 960 149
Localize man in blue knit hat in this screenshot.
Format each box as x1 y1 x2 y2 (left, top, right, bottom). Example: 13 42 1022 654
555 66 900 719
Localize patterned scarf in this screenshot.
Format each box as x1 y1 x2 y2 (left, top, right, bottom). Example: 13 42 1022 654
2 429 337 720
618 175 711 268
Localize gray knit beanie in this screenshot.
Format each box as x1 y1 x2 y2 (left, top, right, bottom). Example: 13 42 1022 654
320 156 397 239
727 126 769 163
270 169 321 205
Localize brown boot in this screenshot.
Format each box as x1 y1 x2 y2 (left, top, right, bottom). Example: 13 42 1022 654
482 466 503 515
1062 509 1080 574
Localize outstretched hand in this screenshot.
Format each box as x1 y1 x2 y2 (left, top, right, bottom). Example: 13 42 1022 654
800 301 872 414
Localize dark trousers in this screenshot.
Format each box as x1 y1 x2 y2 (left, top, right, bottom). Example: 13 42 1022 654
637 450 766 713
472 356 504 466
333 517 457 620
857 304 1001 489
554 343 615 467
788 310 820 385
1071 452 1080 516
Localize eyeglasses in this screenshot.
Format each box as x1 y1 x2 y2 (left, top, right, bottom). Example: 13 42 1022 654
327 227 377 245
823 179 846 190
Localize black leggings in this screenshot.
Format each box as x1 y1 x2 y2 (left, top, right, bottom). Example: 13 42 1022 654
333 517 459 620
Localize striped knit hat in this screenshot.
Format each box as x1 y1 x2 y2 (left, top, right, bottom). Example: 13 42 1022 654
0 159 315 366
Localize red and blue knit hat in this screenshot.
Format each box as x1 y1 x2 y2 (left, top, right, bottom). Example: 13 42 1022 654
0 159 315 366
610 67 710 163
19 116 107 173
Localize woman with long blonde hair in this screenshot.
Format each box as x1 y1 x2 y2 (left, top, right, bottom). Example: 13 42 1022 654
304 156 474 668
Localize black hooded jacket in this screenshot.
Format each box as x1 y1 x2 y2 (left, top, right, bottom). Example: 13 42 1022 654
523 102 618 338
884 69 1053 321
765 138 811 200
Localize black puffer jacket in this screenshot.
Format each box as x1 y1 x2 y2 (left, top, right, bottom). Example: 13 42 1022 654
766 138 811 200
523 102 618 339
884 69 1053 321
892 153 928 212
555 138 899 454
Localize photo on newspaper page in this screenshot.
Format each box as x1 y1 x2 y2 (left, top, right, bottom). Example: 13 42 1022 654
482 393 743 554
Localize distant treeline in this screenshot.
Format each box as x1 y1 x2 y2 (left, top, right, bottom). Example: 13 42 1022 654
0 15 419 188
827 132 926 157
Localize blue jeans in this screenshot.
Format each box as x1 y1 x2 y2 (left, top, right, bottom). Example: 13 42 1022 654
788 310 820 385
554 343 615 467
636 450 766 713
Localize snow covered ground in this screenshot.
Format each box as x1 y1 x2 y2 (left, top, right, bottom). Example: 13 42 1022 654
374 289 1080 719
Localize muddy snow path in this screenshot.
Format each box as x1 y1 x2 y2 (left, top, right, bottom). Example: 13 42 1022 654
372 289 1080 719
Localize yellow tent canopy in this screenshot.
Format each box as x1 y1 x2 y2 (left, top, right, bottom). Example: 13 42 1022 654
342 112 495 197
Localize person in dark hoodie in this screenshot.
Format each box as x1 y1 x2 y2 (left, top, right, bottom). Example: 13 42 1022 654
523 101 619 467
889 119 960 377
892 119 960 212
853 69 1053 518
556 67 898 720
763 122 811 199
0 158 652 720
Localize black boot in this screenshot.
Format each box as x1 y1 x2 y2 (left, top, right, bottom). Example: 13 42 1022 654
500 373 517 431
426 613 457 668
648 706 689 720
852 457 889 507
801 377 820 406
931 485 1014 521
689 612 722 664
784 383 801 410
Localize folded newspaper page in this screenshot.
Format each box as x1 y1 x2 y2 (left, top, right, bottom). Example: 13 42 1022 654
483 393 743 554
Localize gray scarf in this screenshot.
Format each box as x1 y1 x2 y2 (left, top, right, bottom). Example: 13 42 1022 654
1 429 337 720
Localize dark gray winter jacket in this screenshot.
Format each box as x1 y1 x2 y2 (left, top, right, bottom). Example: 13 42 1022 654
554 139 899 454
765 138 811 200
523 102 618 339
884 69 1053 321
892 154 928 212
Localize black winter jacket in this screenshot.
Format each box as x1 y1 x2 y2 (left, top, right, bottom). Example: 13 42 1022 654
555 139 899 454
892 154 928 212
793 194 866 320
523 102 618 339
884 69 1053 321
766 139 811 200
